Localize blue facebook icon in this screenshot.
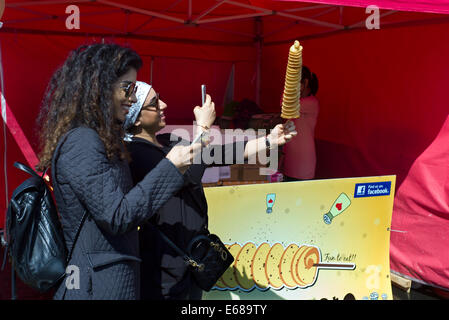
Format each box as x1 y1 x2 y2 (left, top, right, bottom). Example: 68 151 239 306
356 185 366 196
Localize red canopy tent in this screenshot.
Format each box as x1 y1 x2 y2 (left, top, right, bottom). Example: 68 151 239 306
1 0 448 295
277 0 449 14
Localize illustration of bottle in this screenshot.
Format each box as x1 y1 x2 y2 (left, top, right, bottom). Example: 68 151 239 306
323 193 351 224
266 193 276 214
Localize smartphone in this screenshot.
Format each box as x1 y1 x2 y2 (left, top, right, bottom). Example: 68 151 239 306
191 131 204 145
192 84 207 145
201 84 206 106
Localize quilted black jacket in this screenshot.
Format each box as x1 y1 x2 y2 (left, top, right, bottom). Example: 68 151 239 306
51 127 184 300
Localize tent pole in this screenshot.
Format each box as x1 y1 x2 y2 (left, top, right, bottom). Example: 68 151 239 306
96 0 185 24
255 17 262 108
187 0 192 21
198 12 271 24
339 6 344 25
0 40 8 215
192 0 226 24
276 11 344 29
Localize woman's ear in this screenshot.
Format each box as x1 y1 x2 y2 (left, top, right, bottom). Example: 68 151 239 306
134 119 141 127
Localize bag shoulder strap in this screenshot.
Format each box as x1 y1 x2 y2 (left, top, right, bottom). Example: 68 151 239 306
157 230 190 261
12 162 40 178
155 229 203 269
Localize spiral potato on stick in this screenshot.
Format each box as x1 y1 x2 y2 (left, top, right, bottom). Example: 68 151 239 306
281 40 303 119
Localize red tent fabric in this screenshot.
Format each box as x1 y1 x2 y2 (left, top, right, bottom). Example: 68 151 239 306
390 115 449 290
275 0 449 14
1 0 449 293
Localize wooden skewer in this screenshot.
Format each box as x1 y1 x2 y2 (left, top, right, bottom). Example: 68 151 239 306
313 263 356 270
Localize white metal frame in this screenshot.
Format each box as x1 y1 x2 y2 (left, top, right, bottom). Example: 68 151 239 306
3 0 346 104
4 0 446 38
5 0 347 32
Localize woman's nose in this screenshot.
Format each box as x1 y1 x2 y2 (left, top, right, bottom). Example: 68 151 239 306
159 100 167 110
129 91 137 103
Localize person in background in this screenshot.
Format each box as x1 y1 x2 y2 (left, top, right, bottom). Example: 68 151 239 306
36 44 200 300
281 66 319 181
123 81 297 300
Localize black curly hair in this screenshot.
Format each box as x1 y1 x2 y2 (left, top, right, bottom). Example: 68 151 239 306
36 43 142 171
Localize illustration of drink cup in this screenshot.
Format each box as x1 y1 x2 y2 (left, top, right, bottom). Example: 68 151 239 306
323 193 351 224
266 193 276 214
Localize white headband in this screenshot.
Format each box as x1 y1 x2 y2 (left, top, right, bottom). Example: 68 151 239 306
123 81 152 141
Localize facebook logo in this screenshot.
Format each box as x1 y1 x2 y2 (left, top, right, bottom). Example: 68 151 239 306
356 185 366 196
354 182 391 198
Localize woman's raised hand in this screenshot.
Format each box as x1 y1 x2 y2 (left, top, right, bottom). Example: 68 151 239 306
193 94 216 130
267 120 298 147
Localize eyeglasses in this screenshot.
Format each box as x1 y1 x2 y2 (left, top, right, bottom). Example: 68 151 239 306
120 81 138 98
143 93 160 111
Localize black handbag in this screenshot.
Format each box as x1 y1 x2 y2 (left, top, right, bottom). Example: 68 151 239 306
2 130 87 298
3 161 87 296
3 162 67 294
157 230 234 292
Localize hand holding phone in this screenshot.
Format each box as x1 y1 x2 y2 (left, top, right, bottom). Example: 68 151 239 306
192 84 211 145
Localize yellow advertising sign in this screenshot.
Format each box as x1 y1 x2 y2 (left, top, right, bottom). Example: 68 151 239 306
203 175 395 300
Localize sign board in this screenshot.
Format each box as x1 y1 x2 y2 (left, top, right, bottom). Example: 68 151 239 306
203 175 396 300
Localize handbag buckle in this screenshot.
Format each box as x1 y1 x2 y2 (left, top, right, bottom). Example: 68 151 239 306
188 258 205 272
210 241 228 261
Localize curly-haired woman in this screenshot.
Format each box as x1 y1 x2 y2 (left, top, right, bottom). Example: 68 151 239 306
36 43 202 300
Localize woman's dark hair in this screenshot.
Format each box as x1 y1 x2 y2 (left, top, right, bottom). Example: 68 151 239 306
302 66 319 96
36 43 142 171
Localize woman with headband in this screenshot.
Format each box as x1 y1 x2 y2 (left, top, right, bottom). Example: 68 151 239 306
124 81 297 300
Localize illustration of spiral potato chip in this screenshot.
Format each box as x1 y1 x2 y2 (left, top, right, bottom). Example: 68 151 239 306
265 243 285 289
295 246 320 287
234 242 258 291
291 245 309 286
251 242 271 290
214 277 226 289
213 242 355 291
279 244 300 288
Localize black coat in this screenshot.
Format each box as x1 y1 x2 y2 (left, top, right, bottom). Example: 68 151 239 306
51 127 184 300
126 134 246 299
